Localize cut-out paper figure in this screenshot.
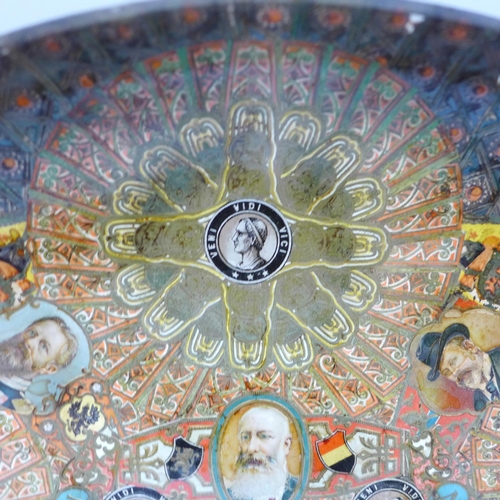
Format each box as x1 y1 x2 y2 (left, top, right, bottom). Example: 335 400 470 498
0 301 90 414
411 307 500 414
417 323 500 412
224 405 298 500
231 218 268 270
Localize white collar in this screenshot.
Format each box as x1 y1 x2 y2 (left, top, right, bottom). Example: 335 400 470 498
0 375 31 391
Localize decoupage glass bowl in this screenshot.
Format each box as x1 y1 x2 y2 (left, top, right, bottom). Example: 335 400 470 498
0 1 498 499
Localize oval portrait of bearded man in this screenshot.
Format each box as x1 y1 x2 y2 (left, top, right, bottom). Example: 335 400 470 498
0 300 90 414
212 396 309 500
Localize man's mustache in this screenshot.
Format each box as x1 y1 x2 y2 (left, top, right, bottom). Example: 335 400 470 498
236 452 277 471
456 367 475 388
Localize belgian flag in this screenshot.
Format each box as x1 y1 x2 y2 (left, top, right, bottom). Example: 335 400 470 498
316 429 356 474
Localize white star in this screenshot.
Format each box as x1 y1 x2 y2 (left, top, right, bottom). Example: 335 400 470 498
262 270 269 277
232 271 239 279
247 274 254 281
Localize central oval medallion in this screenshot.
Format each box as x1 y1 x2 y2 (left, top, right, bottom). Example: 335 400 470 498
205 200 292 284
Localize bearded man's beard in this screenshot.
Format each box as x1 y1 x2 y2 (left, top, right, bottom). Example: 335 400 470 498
454 352 485 390
456 366 484 390
0 333 35 378
228 451 288 500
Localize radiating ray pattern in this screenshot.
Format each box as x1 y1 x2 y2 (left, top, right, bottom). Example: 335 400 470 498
25 43 461 381
2 2 500 499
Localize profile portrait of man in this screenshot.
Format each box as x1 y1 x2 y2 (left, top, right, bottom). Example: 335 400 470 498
224 405 299 500
417 322 500 412
0 316 78 412
231 218 268 271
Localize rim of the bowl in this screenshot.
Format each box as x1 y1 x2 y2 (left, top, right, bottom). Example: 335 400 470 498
0 0 499 49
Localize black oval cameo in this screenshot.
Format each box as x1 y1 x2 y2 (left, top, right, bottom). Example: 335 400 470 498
205 200 292 284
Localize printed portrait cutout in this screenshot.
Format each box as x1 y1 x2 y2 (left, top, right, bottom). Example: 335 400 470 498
410 307 500 415
214 398 306 500
205 200 292 284
0 300 90 414
222 215 273 271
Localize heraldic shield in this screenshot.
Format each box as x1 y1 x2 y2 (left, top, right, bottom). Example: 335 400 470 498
316 429 356 474
164 436 203 480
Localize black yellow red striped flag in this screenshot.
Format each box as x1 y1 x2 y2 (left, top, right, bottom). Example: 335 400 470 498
316 429 356 474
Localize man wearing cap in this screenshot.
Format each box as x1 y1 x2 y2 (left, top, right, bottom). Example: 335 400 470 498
232 218 268 271
417 323 500 411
